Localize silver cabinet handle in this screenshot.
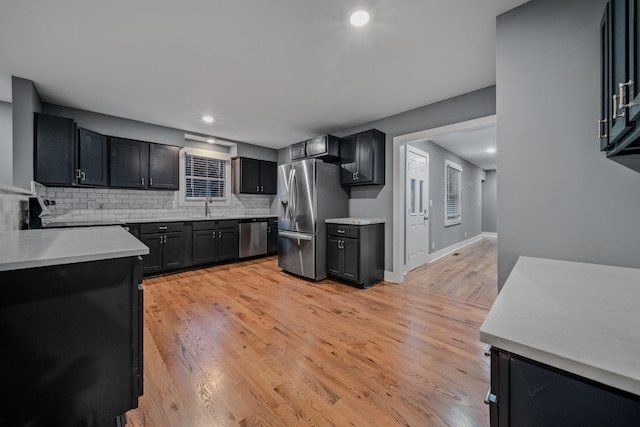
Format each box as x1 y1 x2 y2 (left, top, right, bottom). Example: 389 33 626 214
219 231 221 238
256 185 260 191
261 185 264 192
149 177 153 186
355 171 359 180
80 171 86 181
141 177 145 186
484 387 498 404
213 231 215 239
598 119 608 139
76 169 82 179
483 345 492 357
164 235 167 243
337 229 345 234
613 94 624 119
158 226 168 230
619 80 634 109
352 172 356 181
159 236 163 244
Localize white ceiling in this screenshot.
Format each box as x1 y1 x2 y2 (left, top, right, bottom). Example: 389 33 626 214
0 0 528 149
429 124 497 170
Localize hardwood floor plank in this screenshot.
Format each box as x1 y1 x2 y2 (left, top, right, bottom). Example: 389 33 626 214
127 238 498 426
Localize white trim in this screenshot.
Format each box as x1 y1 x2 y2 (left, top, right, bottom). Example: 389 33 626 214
178 147 231 207
404 145 430 275
0 183 34 196
392 115 496 284
426 234 483 264
482 232 498 239
444 159 462 226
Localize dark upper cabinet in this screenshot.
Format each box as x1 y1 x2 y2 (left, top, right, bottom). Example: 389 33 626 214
110 138 179 190
34 113 76 186
232 157 277 194
291 135 341 163
110 138 149 189
149 143 179 190
340 129 385 186
77 128 108 187
600 0 640 172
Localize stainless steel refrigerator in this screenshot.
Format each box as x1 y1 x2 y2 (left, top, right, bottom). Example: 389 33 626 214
278 159 348 280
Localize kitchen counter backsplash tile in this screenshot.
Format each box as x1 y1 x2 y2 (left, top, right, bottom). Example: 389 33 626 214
36 186 273 223
0 190 29 232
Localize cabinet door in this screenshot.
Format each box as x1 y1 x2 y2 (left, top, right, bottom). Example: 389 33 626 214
140 234 163 274
149 143 179 190
240 158 261 193
600 3 612 151
193 229 216 265
627 0 640 123
267 221 278 253
163 232 184 269
77 128 108 187
327 237 343 276
355 131 375 184
340 134 358 185
260 161 277 194
110 138 149 189
34 113 76 186
218 227 239 262
608 0 634 146
342 238 360 281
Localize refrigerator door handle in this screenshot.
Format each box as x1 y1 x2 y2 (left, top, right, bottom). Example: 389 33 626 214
279 230 313 241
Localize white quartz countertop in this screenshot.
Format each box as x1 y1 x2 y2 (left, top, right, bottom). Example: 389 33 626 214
117 214 277 224
0 226 149 272
480 256 640 396
325 218 386 225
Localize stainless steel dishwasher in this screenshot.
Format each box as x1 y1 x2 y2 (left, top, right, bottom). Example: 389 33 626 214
239 218 268 258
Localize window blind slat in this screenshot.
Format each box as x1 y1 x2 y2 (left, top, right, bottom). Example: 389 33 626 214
185 154 227 199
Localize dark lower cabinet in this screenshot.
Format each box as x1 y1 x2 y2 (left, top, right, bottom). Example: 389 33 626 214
267 218 278 254
141 233 163 273
139 223 184 274
488 347 640 426
192 220 239 266
0 256 143 427
326 223 384 288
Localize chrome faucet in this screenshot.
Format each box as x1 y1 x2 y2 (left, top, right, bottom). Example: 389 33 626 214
204 198 211 217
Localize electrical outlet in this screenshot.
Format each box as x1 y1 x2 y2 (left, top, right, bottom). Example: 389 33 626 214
87 200 96 209
429 199 433 207
464 231 467 238
432 242 435 250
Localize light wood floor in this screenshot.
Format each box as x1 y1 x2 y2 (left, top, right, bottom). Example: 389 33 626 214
126 238 498 426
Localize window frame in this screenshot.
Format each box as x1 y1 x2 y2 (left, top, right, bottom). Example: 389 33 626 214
444 159 463 226
179 147 231 207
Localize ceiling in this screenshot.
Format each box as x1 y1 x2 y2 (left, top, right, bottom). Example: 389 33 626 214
0 0 528 149
429 123 497 170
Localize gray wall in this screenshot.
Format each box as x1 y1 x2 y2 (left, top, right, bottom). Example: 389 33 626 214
0 101 12 185
278 86 496 270
409 140 484 252
497 0 640 288
12 77 41 189
482 170 497 233
43 103 277 161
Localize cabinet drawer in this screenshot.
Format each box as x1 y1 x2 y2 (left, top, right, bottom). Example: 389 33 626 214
140 222 183 234
327 224 359 238
193 221 217 231
218 220 239 229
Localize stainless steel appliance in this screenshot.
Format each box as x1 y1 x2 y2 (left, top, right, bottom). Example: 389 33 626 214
278 159 348 280
239 218 268 258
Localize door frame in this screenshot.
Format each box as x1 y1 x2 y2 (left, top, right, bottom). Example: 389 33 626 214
389 114 497 283
404 145 430 272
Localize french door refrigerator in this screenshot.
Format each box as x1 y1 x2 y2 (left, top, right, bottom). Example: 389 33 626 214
278 159 348 280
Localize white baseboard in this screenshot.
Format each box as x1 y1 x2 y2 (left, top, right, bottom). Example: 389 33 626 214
384 270 403 284
426 234 483 264
482 232 497 239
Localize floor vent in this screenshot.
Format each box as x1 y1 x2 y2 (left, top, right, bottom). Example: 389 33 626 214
452 253 461 256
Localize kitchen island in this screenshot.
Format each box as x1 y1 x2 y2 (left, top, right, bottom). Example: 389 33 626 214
0 226 148 427
480 256 640 426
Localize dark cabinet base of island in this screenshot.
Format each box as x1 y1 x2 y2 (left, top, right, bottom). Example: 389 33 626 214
488 347 640 427
327 223 384 288
0 256 143 427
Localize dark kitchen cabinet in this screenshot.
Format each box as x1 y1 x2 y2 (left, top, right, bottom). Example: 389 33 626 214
139 223 184 274
110 138 179 190
326 222 384 288
77 128 108 186
231 157 277 194
192 220 239 266
487 347 640 426
340 129 385 186
267 218 278 254
149 143 179 190
0 256 143 426
34 113 77 186
600 0 640 172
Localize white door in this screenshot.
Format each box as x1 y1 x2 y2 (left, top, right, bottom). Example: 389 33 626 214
405 146 429 272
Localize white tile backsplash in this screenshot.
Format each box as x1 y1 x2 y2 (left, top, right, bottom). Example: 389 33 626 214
37 186 274 222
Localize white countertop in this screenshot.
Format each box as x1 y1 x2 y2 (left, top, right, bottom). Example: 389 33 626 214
108 214 277 224
480 256 640 396
0 226 149 272
325 218 386 225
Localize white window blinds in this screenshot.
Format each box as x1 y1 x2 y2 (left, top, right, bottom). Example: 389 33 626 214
445 160 462 226
185 154 227 199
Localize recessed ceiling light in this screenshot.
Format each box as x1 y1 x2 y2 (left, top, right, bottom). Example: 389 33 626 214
207 138 215 144
350 10 370 27
487 148 496 154
202 115 214 123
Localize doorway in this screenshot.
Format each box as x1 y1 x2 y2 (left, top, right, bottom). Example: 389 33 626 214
405 146 429 272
